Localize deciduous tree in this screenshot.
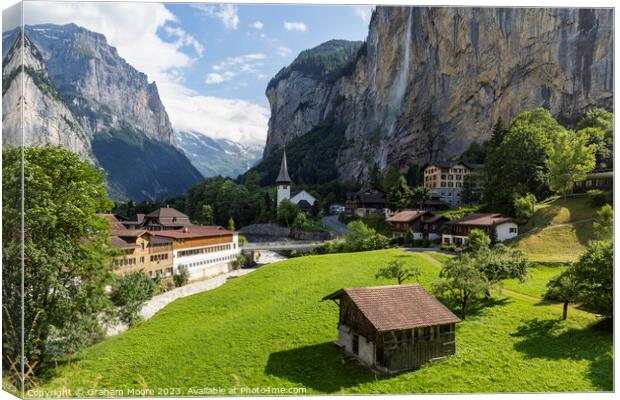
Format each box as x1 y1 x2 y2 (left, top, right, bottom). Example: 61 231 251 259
547 130 596 200
593 204 613 240
375 260 421 284
2 146 115 381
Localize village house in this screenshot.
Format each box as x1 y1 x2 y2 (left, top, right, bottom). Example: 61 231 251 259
442 213 518 246
323 284 460 373
572 170 613 193
422 161 484 207
386 210 449 240
345 188 389 217
151 225 241 281
121 207 192 231
100 214 174 278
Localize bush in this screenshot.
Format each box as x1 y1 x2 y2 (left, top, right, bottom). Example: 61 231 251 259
173 265 190 288
233 254 248 269
110 272 158 326
514 193 537 224
441 244 458 252
588 190 612 207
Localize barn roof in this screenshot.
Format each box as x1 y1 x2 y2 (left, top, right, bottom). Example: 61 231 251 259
323 284 460 332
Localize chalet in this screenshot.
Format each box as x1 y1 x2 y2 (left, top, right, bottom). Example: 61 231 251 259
323 284 460 373
422 161 484 207
442 213 518 246
101 214 174 278
386 210 449 240
345 188 388 217
121 207 192 231
152 225 241 281
573 170 613 193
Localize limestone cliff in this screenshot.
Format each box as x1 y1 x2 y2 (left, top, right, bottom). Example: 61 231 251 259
2 24 203 201
263 7 614 183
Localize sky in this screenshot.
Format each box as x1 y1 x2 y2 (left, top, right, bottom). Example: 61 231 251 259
3 2 373 145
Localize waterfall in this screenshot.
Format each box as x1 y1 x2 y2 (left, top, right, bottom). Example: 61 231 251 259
379 7 414 168
393 7 413 111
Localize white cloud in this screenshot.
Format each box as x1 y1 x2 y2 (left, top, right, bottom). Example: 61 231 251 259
211 53 267 78
163 26 204 57
354 6 375 23
162 79 269 144
283 21 307 32
277 46 292 57
249 21 264 30
192 4 239 30
205 71 235 84
22 2 268 145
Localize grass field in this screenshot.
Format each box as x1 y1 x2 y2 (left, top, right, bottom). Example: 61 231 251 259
38 249 611 395
510 195 603 263
502 263 568 299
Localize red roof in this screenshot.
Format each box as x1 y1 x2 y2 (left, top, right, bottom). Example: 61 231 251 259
324 284 460 332
151 225 234 239
386 210 427 223
446 213 516 227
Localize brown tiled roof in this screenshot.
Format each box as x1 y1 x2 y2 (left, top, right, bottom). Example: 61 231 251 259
323 284 460 332
151 225 233 239
113 229 148 238
111 236 138 249
446 213 516 227
421 214 448 224
99 214 127 231
386 210 427 222
146 207 190 219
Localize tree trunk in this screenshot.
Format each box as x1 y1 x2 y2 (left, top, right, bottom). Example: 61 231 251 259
461 300 467 320
562 301 568 320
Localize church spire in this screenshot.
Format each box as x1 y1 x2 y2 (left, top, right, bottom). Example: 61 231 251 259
276 148 291 184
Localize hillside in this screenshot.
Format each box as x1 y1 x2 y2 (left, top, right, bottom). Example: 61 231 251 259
261 7 613 185
510 195 604 262
40 249 610 393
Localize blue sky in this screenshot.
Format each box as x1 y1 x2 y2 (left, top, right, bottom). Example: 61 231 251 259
164 4 371 105
6 2 374 144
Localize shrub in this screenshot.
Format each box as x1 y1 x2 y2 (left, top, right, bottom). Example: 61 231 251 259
110 272 158 326
173 265 190 288
441 244 458 252
514 193 537 224
588 189 612 207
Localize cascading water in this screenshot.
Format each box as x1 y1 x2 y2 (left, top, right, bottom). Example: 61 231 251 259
379 7 413 168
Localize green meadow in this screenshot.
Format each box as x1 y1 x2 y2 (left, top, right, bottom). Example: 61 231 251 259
38 249 611 395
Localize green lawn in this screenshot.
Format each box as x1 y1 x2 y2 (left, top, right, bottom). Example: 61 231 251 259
511 222 594 262
524 195 598 230
502 263 568 299
39 250 611 395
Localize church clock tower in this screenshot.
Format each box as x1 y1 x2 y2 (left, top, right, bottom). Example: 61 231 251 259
276 149 291 205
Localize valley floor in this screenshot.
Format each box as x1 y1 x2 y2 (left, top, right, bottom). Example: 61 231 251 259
37 249 611 396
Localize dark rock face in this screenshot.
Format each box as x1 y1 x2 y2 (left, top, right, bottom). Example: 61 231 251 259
2 24 202 201
262 7 613 183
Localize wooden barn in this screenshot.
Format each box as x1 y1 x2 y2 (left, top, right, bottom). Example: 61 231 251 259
323 284 460 373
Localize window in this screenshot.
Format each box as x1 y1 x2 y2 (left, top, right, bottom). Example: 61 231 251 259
509 227 517 233
352 334 359 355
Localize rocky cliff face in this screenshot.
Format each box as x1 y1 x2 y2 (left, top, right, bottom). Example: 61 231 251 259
263 7 614 183
2 33 93 161
2 24 202 201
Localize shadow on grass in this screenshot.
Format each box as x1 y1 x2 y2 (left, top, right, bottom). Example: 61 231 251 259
264 342 380 393
511 318 613 391
435 294 512 320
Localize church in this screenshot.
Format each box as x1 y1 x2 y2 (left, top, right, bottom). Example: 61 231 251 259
276 150 317 213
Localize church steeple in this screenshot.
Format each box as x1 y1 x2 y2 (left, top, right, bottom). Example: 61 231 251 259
276 149 291 205
276 149 291 184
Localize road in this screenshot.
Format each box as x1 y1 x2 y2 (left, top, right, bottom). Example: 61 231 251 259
322 215 349 236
